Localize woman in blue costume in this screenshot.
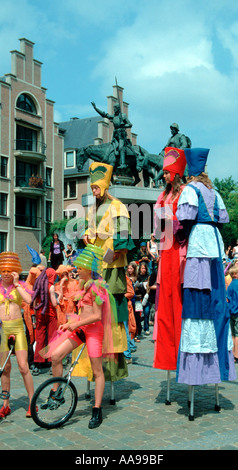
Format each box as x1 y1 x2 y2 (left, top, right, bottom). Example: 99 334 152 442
176 148 236 389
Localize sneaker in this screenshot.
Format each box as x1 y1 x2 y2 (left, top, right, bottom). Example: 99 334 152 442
0 405 11 418
144 331 150 335
40 388 65 410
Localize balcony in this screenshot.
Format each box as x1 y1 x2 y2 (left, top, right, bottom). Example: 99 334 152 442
14 139 47 162
14 175 46 196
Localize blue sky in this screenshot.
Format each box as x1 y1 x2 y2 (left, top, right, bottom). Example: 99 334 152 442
1 0 238 181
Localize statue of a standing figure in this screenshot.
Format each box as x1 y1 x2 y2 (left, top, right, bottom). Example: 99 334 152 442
91 101 132 170
159 123 192 180
162 123 191 152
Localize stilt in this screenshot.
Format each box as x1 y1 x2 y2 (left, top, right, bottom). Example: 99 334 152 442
110 381 116 405
165 370 171 405
214 384 221 412
85 380 91 400
188 385 194 421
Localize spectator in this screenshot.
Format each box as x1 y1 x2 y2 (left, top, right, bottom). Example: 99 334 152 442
136 262 150 335
137 242 150 269
39 249 47 267
227 265 238 363
232 240 238 259
147 234 159 273
65 244 76 265
48 234 66 270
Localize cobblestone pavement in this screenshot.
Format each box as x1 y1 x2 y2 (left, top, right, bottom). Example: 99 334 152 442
0 333 238 453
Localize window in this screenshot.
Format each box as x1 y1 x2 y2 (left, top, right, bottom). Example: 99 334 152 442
46 201 52 222
65 151 75 168
16 161 38 187
46 168 52 187
0 193 7 216
0 157 8 178
16 124 37 152
15 197 38 228
16 93 37 114
64 180 76 199
69 181 76 198
0 232 7 252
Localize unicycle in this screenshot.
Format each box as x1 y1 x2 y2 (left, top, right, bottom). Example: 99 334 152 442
31 337 87 429
0 335 16 401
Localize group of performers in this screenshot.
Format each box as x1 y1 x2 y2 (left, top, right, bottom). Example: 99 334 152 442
0 146 236 428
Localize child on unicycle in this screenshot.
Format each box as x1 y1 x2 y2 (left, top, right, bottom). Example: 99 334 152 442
40 244 117 429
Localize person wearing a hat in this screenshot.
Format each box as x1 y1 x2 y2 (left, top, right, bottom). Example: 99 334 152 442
31 268 62 376
84 161 135 376
0 252 35 418
54 265 78 326
40 244 116 429
176 148 236 388
153 147 187 372
137 241 150 267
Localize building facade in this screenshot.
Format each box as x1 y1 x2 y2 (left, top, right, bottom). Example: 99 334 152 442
0 38 64 273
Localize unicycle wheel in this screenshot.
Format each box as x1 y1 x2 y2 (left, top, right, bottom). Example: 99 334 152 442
31 376 78 429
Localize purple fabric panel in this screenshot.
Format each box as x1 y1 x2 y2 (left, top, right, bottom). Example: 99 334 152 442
177 351 221 385
228 350 237 381
177 350 236 384
219 208 229 224
183 257 212 290
176 202 197 221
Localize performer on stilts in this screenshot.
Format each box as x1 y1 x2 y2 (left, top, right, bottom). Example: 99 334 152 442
79 162 135 391
153 148 187 397
175 148 236 417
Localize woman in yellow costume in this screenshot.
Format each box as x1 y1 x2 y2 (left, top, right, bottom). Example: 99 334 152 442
0 252 34 418
82 162 135 385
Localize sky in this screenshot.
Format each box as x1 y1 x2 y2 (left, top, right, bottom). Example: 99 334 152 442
1 0 238 181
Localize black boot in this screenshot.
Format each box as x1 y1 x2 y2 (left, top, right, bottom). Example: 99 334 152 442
88 407 102 429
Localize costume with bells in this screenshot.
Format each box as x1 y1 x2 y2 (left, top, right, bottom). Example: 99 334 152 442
153 148 187 371
85 162 135 383
175 148 236 419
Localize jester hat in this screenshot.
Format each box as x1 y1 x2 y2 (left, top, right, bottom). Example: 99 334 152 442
184 148 210 177
74 244 104 276
163 147 187 181
89 162 113 196
0 251 22 274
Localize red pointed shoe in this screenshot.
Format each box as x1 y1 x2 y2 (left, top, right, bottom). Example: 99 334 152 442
0 405 11 418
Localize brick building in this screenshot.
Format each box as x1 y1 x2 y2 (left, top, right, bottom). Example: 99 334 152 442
0 38 64 273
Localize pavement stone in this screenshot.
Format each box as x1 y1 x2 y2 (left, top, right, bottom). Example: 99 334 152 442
1 332 238 453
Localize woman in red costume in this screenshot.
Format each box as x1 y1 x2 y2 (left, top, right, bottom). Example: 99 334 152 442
153 147 187 371
0 252 34 418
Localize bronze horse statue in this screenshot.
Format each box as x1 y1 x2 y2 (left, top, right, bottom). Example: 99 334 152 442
76 141 165 187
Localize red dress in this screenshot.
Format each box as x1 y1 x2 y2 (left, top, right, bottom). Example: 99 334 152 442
153 188 187 370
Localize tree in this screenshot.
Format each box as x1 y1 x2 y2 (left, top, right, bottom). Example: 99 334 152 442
213 177 238 248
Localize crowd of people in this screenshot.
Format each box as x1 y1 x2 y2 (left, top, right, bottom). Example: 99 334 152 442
0 149 237 429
